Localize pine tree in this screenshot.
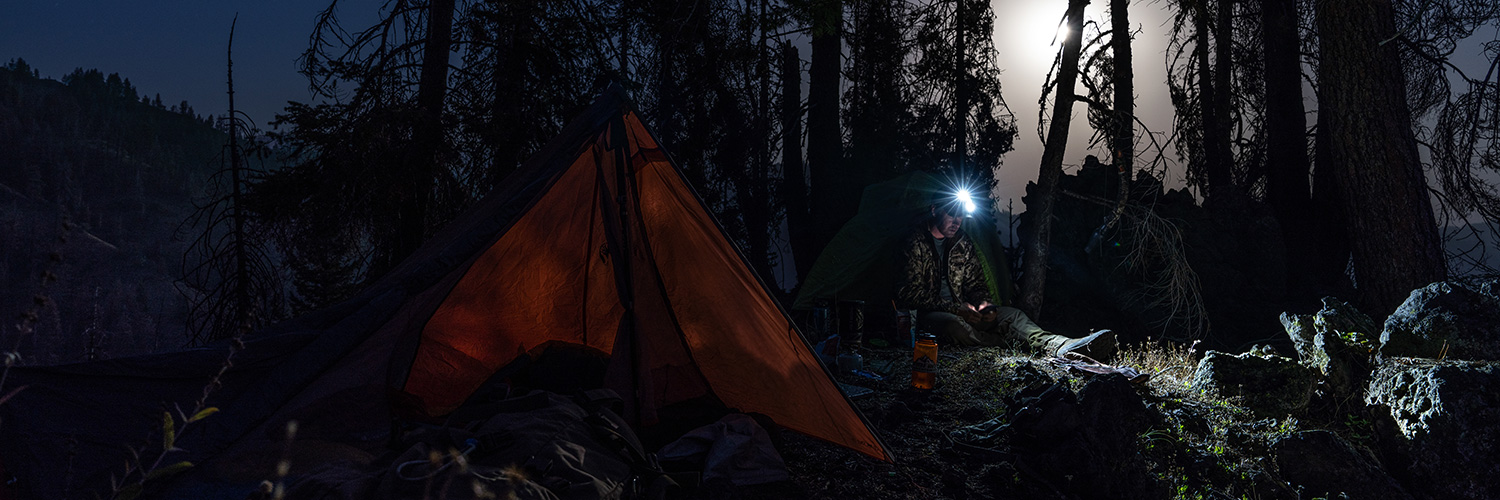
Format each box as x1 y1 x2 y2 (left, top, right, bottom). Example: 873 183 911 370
1315 0 1446 313
1019 0 1089 319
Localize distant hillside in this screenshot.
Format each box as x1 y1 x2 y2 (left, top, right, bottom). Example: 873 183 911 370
0 59 229 362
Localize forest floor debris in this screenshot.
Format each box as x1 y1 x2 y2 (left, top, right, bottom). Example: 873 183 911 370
769 341 1345 499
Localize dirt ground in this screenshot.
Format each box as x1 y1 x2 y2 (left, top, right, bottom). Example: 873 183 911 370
761 343 1302 500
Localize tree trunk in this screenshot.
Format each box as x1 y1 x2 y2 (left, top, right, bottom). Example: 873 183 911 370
742 0 775 286
955 0 968 170
1315 0 1446 314
1262 0 1316 305
1110 0 1133 212
618 0 630 78
1212 0 1234 200
782 43 814 283
1310 106 1351 297
1194 0 1231 203
229 22 253 334
389 0 455 275
1019 0 1090 319
655 24 677 146
490 1 532 185
806 0 846 271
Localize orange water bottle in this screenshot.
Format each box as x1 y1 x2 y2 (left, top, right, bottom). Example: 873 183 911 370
911 333 938 390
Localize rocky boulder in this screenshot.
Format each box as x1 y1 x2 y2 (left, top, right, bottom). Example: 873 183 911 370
1273 430 1411 500
1313 296 1382 340
1190 347 1314 417
955 374 1161 499
1380 281 1500 360
1473 278 1500 299
1364 359 1500 499
1281 297 1376 404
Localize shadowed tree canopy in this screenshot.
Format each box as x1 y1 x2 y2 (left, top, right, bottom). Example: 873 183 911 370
249 0 1022 311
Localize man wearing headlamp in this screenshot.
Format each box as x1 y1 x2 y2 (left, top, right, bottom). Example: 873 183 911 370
895 189 1116 360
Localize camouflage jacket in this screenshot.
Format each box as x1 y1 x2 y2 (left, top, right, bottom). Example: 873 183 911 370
895 226 990 315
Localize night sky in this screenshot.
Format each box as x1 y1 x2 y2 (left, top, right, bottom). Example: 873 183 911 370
1 1 1492 207
1 0 381 132
1 0 1171 206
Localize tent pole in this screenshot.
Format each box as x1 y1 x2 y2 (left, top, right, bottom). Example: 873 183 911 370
609 111 648 424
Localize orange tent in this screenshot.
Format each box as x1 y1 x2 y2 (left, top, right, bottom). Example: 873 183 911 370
384 84 892 460
0 84 889 500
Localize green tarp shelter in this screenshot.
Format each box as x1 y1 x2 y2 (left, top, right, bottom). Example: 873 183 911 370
792 171 1016 318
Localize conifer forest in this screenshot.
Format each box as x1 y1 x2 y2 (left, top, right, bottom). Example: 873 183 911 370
3 1 1500 499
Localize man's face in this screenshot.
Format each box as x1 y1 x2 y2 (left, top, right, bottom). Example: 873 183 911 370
935 210 961 239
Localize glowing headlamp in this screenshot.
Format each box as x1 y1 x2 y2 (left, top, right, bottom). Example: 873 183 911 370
955 188 977 215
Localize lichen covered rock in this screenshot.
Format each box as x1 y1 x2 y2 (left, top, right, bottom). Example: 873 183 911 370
1282 297 1376 404
1313 296 1381 342
1190 348 1315 417
1365 359 1500 499
1380 281 1500 360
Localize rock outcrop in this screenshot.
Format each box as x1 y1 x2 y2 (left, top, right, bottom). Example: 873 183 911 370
1281 297 1376 406
1380 280 1500 360
1189 347 1315 417
1271 285 1500 499
951 373 1161 499
1364 359 1500 500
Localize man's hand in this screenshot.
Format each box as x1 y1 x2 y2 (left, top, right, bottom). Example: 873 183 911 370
960 303 998 325
977 301 999 323
958 303 983 324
